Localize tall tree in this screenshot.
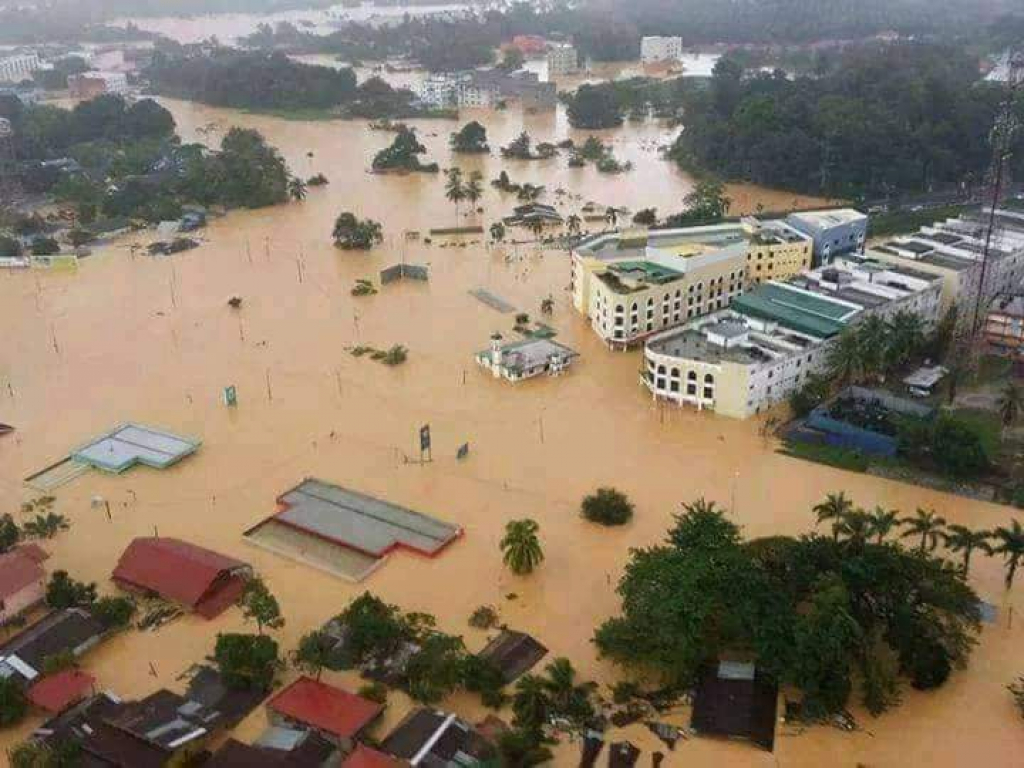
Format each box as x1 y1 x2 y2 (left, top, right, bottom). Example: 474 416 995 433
867 506 901 543
901 508 947 553
240 577 285 635
500 519 544 575
943 525 992 576
813 492 853 537
993 519 1024 590
444 167 466 224
997 381 1023 435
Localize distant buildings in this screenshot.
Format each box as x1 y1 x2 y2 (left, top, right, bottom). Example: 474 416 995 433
476 334 579 381
0 52 43 83
640 36 682 64
546 42 579 76
509 35 548 55
67 71 128 99
985 293 1024 359
867 207 1024 325
416 69 556 110
785 208 867 266
571 220 812 348
641 255 943 417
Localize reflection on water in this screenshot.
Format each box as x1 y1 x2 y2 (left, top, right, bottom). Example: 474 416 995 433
0 98 1020 767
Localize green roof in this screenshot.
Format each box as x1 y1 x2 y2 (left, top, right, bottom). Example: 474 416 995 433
732 284 852 338
608 260 683 284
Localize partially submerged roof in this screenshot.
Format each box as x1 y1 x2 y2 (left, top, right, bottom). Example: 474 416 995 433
112 537 250 618
0 608 107 683
267 676 383 740
207 734 337 767
690 662 779 751
477 630 548 683
381 708 495 765
27 669 96 714
0 547 45 601
245 479 461 582
71 423 200 474
342 743 406 768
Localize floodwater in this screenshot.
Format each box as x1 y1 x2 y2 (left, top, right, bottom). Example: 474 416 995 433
111 2 469 46
0 99 1021 766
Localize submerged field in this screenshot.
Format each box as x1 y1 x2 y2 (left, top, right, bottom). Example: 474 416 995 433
0 99 1021 765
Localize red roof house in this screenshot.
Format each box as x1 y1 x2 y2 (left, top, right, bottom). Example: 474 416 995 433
27 669 96 713
267 677 383 748
0 547 47 624
112 537 251 619
342 743 405 768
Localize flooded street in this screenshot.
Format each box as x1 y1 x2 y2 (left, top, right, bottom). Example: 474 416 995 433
0 99 1021 765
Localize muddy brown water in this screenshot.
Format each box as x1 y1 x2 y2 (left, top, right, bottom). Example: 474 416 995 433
0 99 1021 765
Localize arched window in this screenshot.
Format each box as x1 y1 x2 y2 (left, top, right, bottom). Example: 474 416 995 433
687 371 697 381
657 365 666 375
704 373 714 384
670 367 680 378
615 304 624 314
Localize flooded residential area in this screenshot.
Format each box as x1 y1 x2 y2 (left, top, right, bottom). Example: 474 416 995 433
2 2 1024 766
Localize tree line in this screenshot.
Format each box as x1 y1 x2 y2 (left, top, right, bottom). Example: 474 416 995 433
668 42 1024 198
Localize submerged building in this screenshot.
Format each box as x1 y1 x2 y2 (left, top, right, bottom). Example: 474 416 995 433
476 334 578 381
642 256 943 418
571 220 811 348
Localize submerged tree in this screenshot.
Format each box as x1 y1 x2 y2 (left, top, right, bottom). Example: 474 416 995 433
581 487 634 526
332 212 383 250
240 576 285 634
450 120 489 153
901 508 947 553
500 519 544 575
994 519 1024 591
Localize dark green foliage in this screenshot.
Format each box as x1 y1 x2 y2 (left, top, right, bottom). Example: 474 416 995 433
192 128 290 209
595 497 982 717
662 179 731 227
92 596 136 628
147 49 357 111
0 677 27 727
33 56 90 91
669 43 1022 197
581 487 634 526
45 571 97 609
632 208 658 226
30 237 60 256
372 127 437 172
450 121 490 154
357 681 388 704
292 630 332 681
565 84 624 129
498 47 525 71
0 236 23 258
213 633 280 692
9 738 82 768
332 592 425 668
789 374 831 417
332 213 383 250
405 633 467 704
898 414 990 480
0 514 20 553
461 655 507 709
496 726 553 767
468 605 499 629
239 576 285 634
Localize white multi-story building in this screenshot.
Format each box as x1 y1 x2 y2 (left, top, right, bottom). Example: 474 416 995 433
0 53 43 83
640 36 682 64
415 70 554 110
641 256 943 418
571 221 811 348
546 43 578 76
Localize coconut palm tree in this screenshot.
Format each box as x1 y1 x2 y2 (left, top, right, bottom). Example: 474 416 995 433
464 171 483 215
444 167 466 224
885 311 926 371
813 492 853 537
833 508 872 546
856 315 889 380
993 519 1024 590
21 512 70 540
867 505 901 543
541 657 596 723
826 329 866 387
490 221 506 243
997 381 1023 435
288 177 307 201
566 214 582 237
900 508 947 553
943 524 993 576
512 673 551 729
501 519 543 574
541 296 554 315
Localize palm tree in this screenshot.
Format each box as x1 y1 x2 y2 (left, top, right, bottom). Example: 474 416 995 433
288 177 307 201
997 381 1022 435
541 657 596 723
833 508 872 546
529 219 544 244
501 519 543 574
464 171 483 215
885 311 926 371
605 208 618 229
901 508 947 553
943 524 992 576
512 673 551 729
566 214 582 237
490 221 506 243
22 512 70 540
867 505 900 543
444 167 466 224
541 296 554 315
813 492 853 537
826 330 866 387
993 519 1024 590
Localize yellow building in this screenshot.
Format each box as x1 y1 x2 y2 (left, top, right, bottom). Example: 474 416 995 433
571 220 812 348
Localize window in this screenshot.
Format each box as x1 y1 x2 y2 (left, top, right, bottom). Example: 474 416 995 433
703 387 713 399
687 371 697 381
704 373 714 384
687 383 697 395
670 381 680 392
671 367 680 378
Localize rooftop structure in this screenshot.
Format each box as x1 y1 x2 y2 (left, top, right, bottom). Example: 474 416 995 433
71 423 200 474
0 608 108 685
27 669 96 714
691 661 778 751
477 630 548 683
476 335 578 382
244 478 462 582
785 208 867 266
206 733 337 767
0 52 43 83
112 537 251 619
546 42 578 76
416 69 556 110
343 743 406 768
267 677 383 746
642 256 943 418
986 292 1024 358
67 71 128 99
381 708 495 765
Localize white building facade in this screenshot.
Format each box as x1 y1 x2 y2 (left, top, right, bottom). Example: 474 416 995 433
640 36 682 64
0 53 43 83
546 43 578 76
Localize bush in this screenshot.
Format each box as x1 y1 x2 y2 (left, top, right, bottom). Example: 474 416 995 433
358 681 389 704
30 236 60 256
214 633 280 691
0 677 27 727
92 596 136 628
0 235 22 258
462 655 507 709
581 487 634 526
45 571 97 609
468 605 499 630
